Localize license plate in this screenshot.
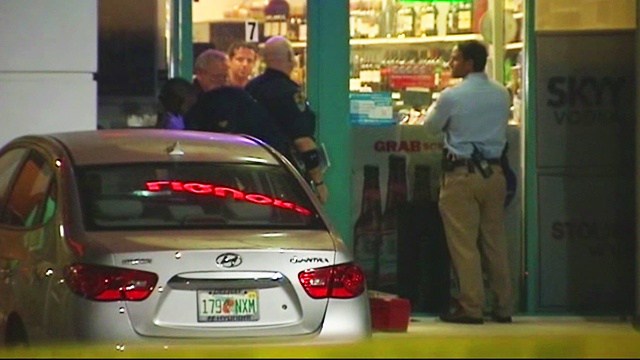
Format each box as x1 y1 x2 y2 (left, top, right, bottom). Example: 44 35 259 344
197 289 259 322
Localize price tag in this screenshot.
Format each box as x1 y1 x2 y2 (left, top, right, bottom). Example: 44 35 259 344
245 20 259 42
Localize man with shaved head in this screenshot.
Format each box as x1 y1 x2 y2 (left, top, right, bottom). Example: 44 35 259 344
246 36 328 204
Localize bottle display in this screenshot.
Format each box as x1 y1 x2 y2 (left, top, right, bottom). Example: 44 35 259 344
264 0 290 38
379 154 408 293
395 3 415 37
417 2 438 37
353 164 383 289
446 3 459 35
350 0 381 38
456 1 474 34
379 0 395 38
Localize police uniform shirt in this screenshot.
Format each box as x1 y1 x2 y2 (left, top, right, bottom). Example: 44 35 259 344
184 86 289 154
423 72 510 159
245 68 316 142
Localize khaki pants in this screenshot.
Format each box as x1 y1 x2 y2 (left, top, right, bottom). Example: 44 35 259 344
438 164 513 318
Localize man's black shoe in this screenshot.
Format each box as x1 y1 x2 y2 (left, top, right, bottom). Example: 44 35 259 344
491 314 512 323
439 311 484 324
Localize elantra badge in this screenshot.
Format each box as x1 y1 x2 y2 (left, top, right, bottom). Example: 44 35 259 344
216 253 242 268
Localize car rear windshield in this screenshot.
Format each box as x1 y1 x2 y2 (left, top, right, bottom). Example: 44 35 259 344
76 162 325 230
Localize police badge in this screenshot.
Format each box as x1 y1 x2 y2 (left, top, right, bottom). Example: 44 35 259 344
293 91 307 112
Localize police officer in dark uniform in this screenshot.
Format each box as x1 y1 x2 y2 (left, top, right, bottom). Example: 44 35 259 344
246 36 328 204
185 48 289 156
185 86 289 156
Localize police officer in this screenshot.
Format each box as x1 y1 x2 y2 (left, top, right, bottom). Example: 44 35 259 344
246 36 328 204
185 49 289 156
422 40 513 324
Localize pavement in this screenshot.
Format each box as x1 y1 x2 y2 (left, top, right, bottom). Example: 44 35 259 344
369 315 640 358
1 315 639 358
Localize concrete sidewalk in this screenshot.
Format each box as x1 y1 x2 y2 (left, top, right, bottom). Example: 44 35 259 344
370 315 640 358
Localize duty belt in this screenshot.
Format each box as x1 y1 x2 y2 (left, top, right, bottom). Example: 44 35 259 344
449 158 501 167
445 158 501 173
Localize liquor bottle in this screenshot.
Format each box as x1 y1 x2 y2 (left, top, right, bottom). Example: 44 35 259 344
446 3 459 35
379 154 408 293
456 0 473 34
353 165 383 290
264 0 290 38
417 2 438 37
297 6 307 42
395 3 416 37
287 15 300 41
379 0 395 38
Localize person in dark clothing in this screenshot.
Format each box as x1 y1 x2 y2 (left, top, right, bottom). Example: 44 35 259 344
184 86 289 156
156 77 197 129
245 36 328 204
186 48 289 156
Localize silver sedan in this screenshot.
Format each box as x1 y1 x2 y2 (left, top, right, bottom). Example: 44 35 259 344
0 129 371 348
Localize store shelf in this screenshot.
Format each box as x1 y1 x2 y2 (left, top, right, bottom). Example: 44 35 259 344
506 42 524 51
291 33 483 48
291 41 306 49
292 33 484 49
350 33 483 46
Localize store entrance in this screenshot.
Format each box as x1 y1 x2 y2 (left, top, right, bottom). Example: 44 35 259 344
188 0 527 316
347 0 524 315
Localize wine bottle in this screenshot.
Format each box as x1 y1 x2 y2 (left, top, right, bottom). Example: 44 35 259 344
417 2 438 37
353 164 383 290
379 154 408 293
264 0 290 38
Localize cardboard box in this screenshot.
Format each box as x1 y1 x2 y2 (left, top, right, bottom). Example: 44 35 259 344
369 291 411 332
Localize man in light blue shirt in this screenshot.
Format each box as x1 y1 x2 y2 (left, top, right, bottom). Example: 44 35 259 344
423 40 513 325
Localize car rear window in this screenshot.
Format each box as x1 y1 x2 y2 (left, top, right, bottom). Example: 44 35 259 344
76 162 325 230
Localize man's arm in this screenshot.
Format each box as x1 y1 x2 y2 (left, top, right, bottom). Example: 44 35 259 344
294 137 328 204
422 91 453 132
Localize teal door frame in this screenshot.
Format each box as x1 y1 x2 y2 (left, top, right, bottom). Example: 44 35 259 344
171 0 193 79
307 0 352 246
523 0 538 314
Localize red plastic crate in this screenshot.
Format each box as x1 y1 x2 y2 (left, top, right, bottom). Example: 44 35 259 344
369 292 411 332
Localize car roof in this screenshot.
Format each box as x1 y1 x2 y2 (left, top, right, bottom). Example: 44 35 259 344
37 129 281 166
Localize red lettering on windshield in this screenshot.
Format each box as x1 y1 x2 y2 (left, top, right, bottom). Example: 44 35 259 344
145 180 312 216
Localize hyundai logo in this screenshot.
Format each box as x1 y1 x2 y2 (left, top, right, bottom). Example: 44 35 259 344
216 253 242 268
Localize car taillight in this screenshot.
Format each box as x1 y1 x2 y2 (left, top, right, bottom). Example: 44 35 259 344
64 264 158 302
298 262 366 299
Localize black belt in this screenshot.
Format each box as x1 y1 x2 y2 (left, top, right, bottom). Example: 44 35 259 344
450 158 501 167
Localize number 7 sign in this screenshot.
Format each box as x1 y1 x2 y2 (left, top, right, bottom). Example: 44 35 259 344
245 20 259 42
